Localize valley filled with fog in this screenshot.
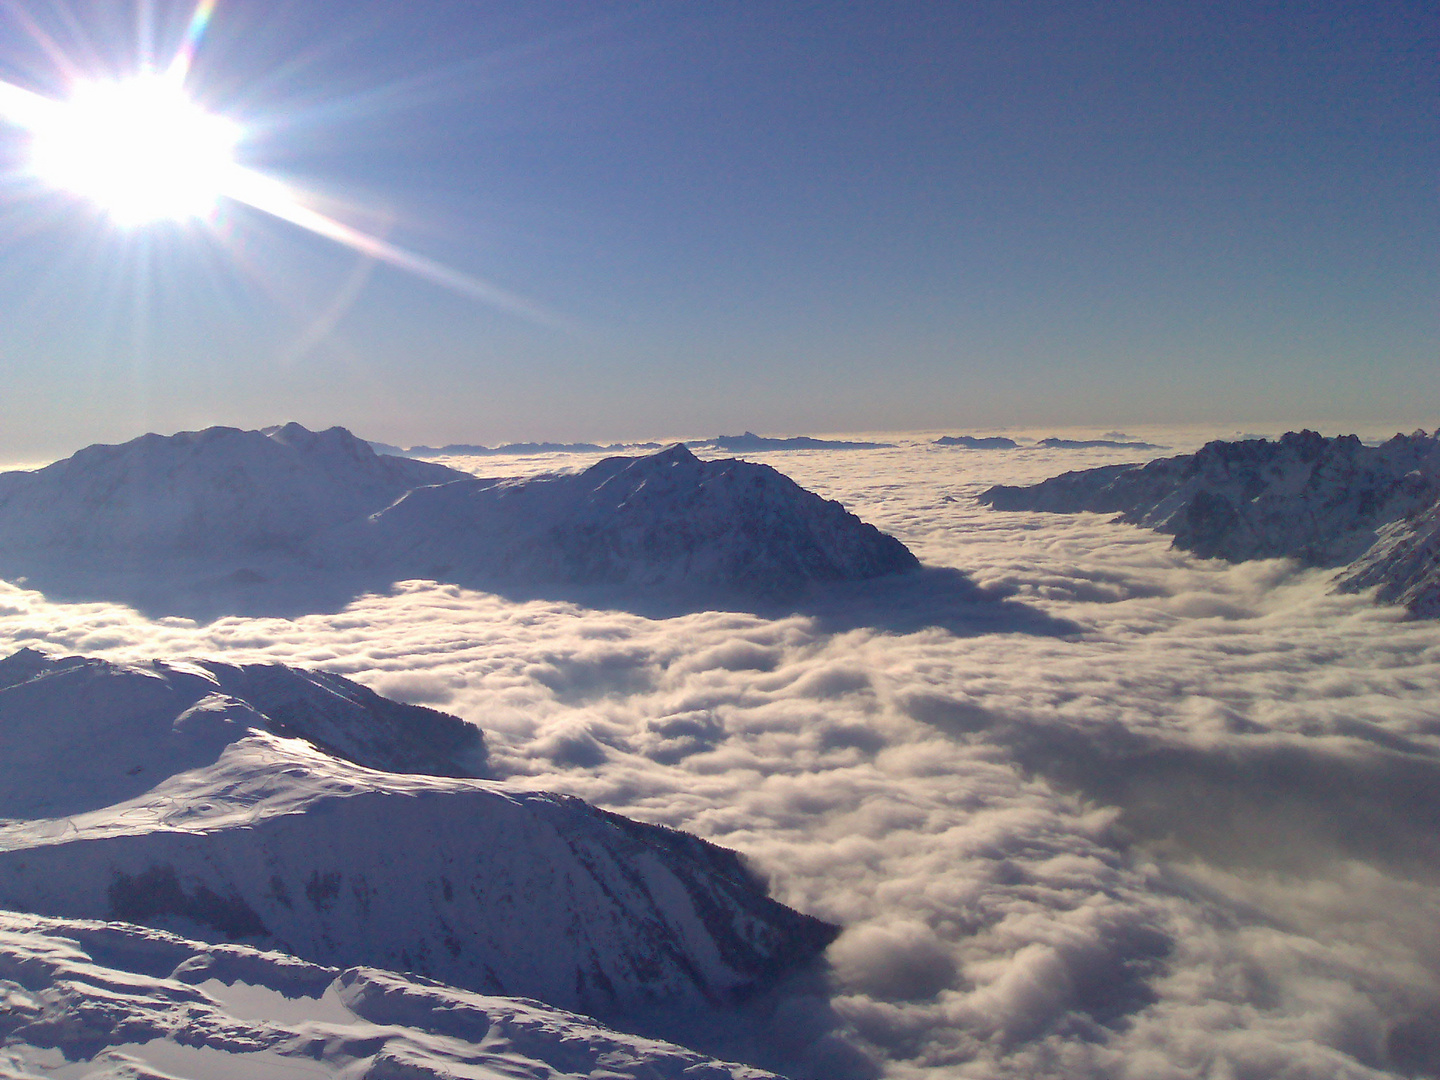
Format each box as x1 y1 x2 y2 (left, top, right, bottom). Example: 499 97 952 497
3 425 1438 1079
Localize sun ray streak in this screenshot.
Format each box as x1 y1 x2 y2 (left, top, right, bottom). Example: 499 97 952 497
0 1 85 85
222 167 567 328
0 2 565 329
0 77 61 131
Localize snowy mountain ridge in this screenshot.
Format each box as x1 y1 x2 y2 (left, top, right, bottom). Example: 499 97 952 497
0 425 919 617
0 647 487 809
979 428 1440 615
0 650 837 1026
338 442 918 600
0 423 464 559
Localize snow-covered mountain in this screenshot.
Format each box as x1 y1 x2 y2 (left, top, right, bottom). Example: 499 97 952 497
336 443 918 601
0 425 919 615
0 648 488 818
979 429 1440 615
0 650 837 1025
0 423 463 560
0 910 785 1079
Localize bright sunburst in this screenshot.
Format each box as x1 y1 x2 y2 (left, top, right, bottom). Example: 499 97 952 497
0 0 549 322
27 71 241 226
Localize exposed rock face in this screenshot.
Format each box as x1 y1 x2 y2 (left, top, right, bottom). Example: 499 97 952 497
979 429 1440 616
1337 499 1440 617
0 650 837 1019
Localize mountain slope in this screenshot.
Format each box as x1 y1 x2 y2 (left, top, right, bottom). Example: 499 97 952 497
978 429 1440 614
0 651 837 1020
0 423 463 560
1335 498 1440 617
0 649 486 821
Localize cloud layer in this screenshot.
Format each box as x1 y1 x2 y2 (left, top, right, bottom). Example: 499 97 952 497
4 427 1439 1078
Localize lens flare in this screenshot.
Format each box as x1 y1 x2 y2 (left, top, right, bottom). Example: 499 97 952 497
27 71 241 225
0 0 556 323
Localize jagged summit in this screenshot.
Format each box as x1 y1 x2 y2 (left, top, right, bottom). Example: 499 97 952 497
980 428 1440 616
578 440 699 479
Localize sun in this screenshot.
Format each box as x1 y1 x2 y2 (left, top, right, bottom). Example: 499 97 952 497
0 0 550 321
26 71 241 226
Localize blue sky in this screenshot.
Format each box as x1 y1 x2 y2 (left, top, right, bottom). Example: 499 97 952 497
0 0 1434 456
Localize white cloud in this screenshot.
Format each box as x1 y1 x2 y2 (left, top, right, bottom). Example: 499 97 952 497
3 428 1440 1077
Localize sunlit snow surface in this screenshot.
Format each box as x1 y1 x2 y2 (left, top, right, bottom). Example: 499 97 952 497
0 910 782 1080
4 425 1440 1078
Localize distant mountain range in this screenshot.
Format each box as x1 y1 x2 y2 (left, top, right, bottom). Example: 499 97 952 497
372 431 1167 456
1032 437 1163 450
934 435 1019 449
689 432 894 451
0 424 919 618
0 649 838 1027
932 435 1164 450
372 432 895 455
980 429 1440 617
384 439 665 457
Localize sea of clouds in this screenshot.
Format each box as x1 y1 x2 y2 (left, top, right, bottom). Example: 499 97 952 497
3 425 1439 1079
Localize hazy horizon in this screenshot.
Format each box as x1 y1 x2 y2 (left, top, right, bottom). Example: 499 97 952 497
0 0 1432 460
5 415 1440 473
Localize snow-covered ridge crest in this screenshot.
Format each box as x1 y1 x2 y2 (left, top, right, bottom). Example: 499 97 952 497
0 424 918 617
0 646 487 806
0 649 838 1022
0 422 464 558
979 428 1440 616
